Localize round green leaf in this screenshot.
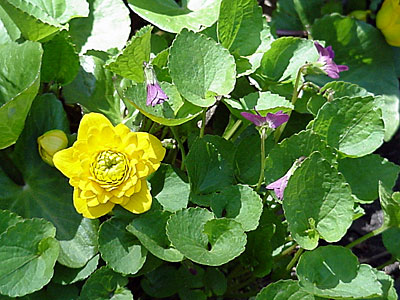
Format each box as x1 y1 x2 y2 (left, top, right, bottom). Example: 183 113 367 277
0 6 20 43
210 184 263 232
69 0 130 54
53 254 99 285
312 96 385 157
63 54 124 125
284 152 353 250
169 29 236 107
127 0 222 33
186 136 235 195
321 81 371 99
0 209 22 233
218 0 263 56
41 32 79 85
255 280 322 300
252 37 318 86
0 94 99 269
379 182 400 228
126 209 184 262
99 218 147 275
79 267 130 300
0 0 88 41
297 246 383 299
0 219 59 297
57 217 99 268
0 41 42 149
141 265 181 298
204 268 227 296
264 129 337 184
311 14 399 141
338 154 400 203
166 207 247 266
383 227 400 261
149 164 190 212
105 25 152 83
123 82 202 126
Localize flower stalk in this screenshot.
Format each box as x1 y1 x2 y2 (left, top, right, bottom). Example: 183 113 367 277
256 127 266 192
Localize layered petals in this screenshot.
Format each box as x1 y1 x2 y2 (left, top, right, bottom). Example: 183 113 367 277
53 112 166 219
241 110 289 129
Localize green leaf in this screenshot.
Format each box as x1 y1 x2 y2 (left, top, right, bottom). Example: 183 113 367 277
368 268 399 300
284 152 353 250
255 280 322 300
224 91 294 119
126 209 184 262
338 155 400 203
311 14 400 141
217 0 263 56
149 164 190 212
99 218 147 275
0 94 99 269
0 0 88 41
252 37 318 86
123 82 202 126
379 182 400 228
312 96 385 157
0 6 21 43
210 184 263 232
204 268 227 296
79 266 130 300
293 0 324 28
57 217 99 268
127 0 222 33
53 254 99 285
63 54 124 125
141 265 181 298
0 209 22 233
105 25 152 83
234 130 275 185
166 207 247 266
382 227 400 261
186 136 235 195
0 219 59 297
321 81 371 99
169 29 236 107
41 32 79 85
0 41 42 149
264 129 337 184
297 245 383 299
69 0 130 54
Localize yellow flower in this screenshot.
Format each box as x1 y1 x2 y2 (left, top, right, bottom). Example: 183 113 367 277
376 0 400 47
37 129 69 166
53 113 166 219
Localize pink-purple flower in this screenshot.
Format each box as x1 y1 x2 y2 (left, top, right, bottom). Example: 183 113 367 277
144 62 168 107
266 173 289 200
314 41 349 79
240 110 289 129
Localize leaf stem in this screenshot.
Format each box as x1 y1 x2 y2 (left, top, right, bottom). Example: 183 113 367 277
286 247 304 271
377 257 396 270
199 108 207 138
280 243 298 257
256 127 266 192
170 126 186 170
223 119 242 140
345 226 387 249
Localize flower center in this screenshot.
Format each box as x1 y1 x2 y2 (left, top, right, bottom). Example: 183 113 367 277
90 150 129 185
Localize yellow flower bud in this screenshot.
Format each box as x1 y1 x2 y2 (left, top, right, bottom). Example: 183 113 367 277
377 0 400 47
348 10 370 22
37 129 68 166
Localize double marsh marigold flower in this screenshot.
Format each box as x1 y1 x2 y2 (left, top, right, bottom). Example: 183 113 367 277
53 113 166 219
377 0 400 47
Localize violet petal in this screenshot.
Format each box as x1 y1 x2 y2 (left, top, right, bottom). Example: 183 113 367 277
240 112 266 127
266 110 290 129
266 174 289 200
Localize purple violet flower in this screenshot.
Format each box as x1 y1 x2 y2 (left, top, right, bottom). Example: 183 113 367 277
266 173 289 200
240 110 289 129
144 62 168 107
314 41 349 79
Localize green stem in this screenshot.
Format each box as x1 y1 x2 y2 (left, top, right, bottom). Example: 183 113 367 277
148 122 158 134
256 127 266 192
274 65 305 142
170 126 186 171
345 226 387 249
286 247 304 271
280 243 298 257
199 108 207 138
230 274 256 292
223 119 242 140
377 257 396 270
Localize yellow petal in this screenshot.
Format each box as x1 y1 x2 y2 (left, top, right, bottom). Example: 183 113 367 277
77 113 113 141
53 147 80 179
115 123 131 137
73 188 114 219
135 132 166 161
120 180 152 214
